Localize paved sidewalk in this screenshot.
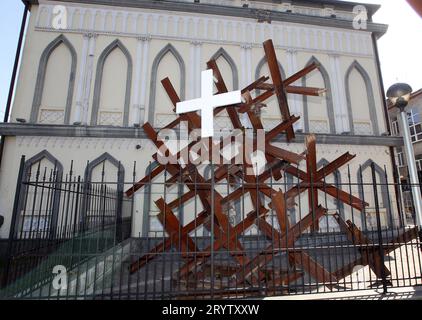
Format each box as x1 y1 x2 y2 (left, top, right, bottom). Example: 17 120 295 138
264 286 422 300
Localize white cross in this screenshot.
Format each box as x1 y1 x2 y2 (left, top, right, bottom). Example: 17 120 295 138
176 69 242 138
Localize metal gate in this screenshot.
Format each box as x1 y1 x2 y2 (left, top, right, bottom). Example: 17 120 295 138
0 157 421 300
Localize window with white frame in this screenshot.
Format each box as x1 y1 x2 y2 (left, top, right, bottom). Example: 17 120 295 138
397 148 405 168
416 155 422 172
391 119 399 136
407 109 422 143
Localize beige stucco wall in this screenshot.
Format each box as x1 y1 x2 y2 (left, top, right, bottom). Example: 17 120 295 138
10 2 387 133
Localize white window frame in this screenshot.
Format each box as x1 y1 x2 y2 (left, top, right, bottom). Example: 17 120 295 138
391 119 399 136
407 110 422 143
397 148 405 168
416 157 422 172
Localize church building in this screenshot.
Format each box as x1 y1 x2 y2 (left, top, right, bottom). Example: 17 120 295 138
0 0 403 241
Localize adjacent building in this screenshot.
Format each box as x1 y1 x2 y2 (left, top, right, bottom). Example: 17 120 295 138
389 88 422 223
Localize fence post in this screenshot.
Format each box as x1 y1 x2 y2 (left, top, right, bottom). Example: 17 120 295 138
116 162 124 243
1 155 25 289
370 161 388 294
210 161 215 299
393 163 406 228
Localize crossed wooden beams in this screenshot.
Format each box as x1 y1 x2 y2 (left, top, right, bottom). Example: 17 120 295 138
124 39 379 293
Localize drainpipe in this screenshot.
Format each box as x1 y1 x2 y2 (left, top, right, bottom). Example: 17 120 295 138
0 3 29 169
371 32 405 228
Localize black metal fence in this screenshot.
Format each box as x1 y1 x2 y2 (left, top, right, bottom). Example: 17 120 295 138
0 156 133 298
0 157 421 299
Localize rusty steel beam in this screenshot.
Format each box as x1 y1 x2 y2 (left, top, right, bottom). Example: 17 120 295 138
285 62 320 86
207 59 243 129
263 39 295 141
334 214 391 279
234 206 328 285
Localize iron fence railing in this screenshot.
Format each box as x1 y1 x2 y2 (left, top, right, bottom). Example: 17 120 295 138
0 156 421 299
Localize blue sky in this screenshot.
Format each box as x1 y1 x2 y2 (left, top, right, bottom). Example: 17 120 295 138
0 1 24 120
0 0 421 121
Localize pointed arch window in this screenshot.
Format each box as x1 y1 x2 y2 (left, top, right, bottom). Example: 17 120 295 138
302 57 335 134
345 61 379 136
81 153 125 231
31 35 77 124
16 151 63 239
148 44 186 127
254 56 286 129
357 160 393 230
210 47 239 91
209 48 239 130
91 40 133 127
